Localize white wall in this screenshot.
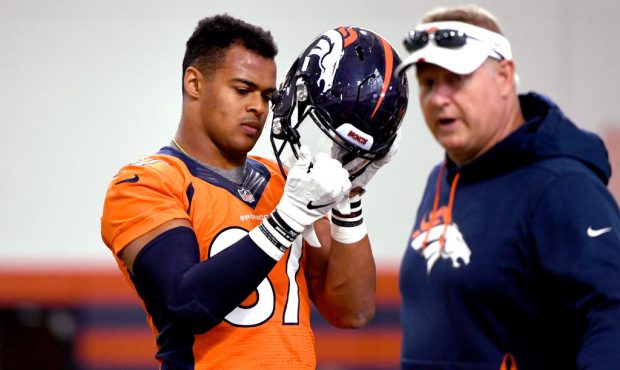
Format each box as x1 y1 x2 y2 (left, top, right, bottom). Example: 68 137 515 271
1 0 617 270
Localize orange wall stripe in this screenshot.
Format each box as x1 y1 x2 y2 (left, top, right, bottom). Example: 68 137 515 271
314 328 401 364
0 271 137 306
75 327 156 367
376 271 401 305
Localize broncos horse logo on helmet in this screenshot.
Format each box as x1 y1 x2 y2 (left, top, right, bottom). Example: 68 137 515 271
270 26 409 179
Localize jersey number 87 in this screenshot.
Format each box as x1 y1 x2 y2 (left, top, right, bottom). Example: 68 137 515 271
209 227 303 327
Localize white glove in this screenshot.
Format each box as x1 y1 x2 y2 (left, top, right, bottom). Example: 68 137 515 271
332 130 401 190
276 145 352 232
302 223 321 248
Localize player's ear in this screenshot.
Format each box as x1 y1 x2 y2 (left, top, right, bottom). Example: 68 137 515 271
183 66 202 98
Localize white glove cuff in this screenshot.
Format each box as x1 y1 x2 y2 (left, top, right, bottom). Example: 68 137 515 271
274 210 305 233
302 223 322 248
330 195 367 244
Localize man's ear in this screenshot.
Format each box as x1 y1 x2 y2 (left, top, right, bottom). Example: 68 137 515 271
183 66 202 98
496 59 516 97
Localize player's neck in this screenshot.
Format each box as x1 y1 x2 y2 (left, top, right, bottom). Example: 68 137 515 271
171 138 247 183
173 120 246 169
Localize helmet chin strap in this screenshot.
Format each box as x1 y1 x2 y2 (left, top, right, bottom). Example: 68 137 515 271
270 128 300 181
337 150 371 180
270 74 305 180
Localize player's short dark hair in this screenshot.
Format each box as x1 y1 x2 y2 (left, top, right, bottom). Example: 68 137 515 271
182 14 278 80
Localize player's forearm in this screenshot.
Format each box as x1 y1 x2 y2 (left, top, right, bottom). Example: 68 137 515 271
321 236 376 328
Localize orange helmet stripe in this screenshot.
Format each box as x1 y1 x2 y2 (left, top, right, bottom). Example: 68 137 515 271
371 35 393 118
338 26 359 47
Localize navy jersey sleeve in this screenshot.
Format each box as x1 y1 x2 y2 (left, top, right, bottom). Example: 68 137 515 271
531 172 620 370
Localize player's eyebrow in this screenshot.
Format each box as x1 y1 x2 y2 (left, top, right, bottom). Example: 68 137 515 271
233 78 276 94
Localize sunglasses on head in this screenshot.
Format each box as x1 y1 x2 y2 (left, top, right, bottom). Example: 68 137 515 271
403 29 469 52
403 28 506 60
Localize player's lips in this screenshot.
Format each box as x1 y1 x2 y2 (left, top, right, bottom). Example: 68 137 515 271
240 120 261 135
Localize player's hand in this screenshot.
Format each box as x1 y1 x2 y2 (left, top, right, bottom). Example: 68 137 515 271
333 130 401 191
276 145 351 232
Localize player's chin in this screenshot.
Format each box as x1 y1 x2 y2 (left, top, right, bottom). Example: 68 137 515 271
240 123 263 138
232 136 261 154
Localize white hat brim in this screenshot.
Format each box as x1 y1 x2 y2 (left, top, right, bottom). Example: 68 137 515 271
396 40 490 76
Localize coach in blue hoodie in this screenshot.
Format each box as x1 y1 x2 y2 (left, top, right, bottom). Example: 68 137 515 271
396 4 620 370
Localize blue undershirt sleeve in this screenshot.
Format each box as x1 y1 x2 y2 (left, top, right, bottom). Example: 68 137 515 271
130 226 278 334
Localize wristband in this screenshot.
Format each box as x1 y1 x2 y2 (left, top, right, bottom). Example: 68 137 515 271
331 195 367 244
249 210 301 260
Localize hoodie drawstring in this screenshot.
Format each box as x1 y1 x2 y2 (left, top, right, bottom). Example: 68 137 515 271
421 161 461 251
499 353 517 370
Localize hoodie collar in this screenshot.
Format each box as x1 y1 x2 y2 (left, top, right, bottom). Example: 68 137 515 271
445 92 610 185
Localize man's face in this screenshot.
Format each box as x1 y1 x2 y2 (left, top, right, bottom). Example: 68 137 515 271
416 60 508 164
198 45 277 160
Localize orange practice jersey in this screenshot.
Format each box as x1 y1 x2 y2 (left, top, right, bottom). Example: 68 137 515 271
101 146 316 369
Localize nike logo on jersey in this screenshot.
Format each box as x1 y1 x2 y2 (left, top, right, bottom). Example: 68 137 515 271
306 200 334 210
587 226 612 238
115 174 139 185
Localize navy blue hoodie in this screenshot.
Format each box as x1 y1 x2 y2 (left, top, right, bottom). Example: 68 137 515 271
400 93 620 370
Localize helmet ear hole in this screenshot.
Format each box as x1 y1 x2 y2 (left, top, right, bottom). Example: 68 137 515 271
296 82 308 102
355 46 365 61
271 117 287 139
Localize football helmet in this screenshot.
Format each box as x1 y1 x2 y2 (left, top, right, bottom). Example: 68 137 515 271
270 26 409 178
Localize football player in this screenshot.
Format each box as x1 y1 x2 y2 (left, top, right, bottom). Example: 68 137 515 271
101 15 407 369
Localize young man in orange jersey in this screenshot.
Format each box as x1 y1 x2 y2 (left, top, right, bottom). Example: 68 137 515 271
101 15 407 369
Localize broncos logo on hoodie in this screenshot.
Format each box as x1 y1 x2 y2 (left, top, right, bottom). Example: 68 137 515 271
410 205 471 273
